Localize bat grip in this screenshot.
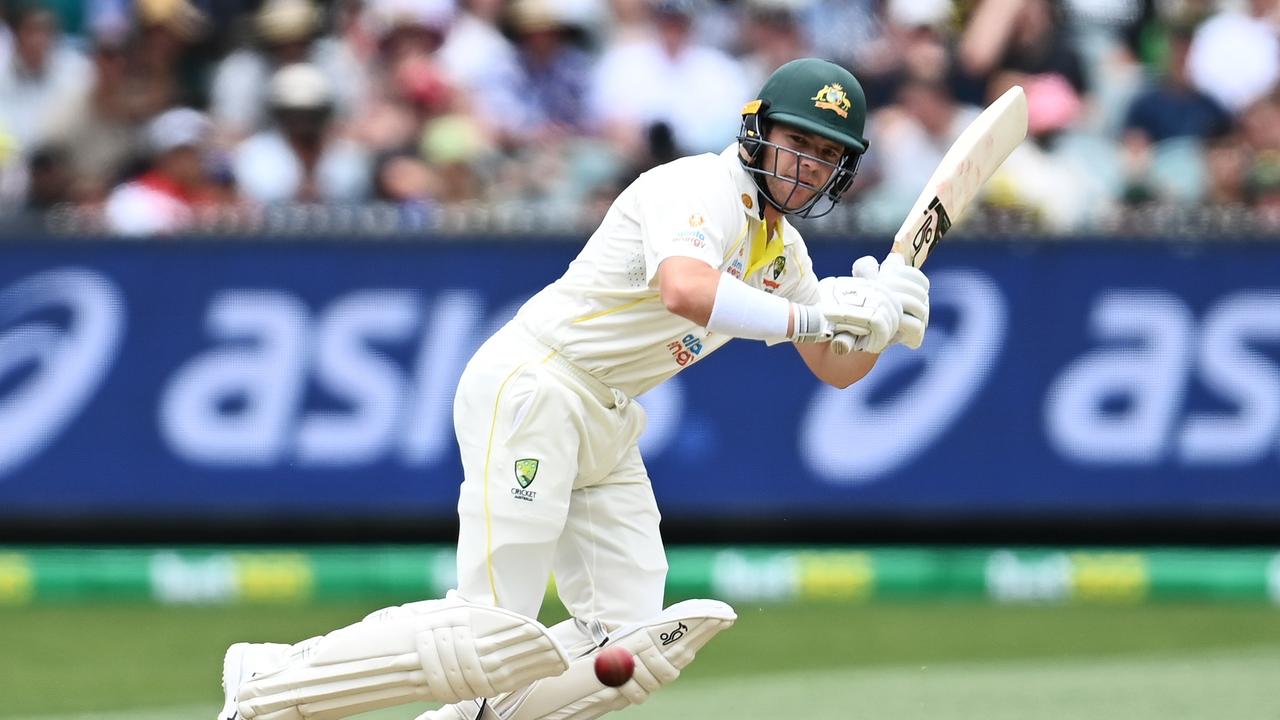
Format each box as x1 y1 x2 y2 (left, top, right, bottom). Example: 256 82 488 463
831 332 856 355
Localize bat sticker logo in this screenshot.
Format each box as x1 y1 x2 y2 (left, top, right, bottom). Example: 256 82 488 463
912 196 952 262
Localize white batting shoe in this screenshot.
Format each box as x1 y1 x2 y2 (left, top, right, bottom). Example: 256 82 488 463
218 642 290 720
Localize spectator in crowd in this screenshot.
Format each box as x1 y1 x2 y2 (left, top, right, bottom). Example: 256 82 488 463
130 0 209 112
847 0 953 108
1237 91 1280 218
801 0 880 72
356 0 456 155
233 62 372 203
1187 0 1279 115
588 0 750 159
438 0 524 138
1248 152 1280 227
1204 132 1251 208
103 107 223 235
1119 20 1231 205
508 0 594 137
494 0 616 209
1123 22 1230 146
864 76 981 220
958 0 1088 119
46 32 148 202
23 144 71 211
419 111 494 204
738 0 811 93
0 1 92 154
211 0 368 140
372 148 438 205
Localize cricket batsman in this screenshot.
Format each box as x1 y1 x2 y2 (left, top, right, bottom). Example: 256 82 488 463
218 57 930 720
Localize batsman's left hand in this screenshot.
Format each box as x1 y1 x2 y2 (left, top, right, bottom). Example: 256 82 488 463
850 253 930 350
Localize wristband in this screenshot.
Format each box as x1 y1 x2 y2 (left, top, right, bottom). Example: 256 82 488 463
705 273 792 341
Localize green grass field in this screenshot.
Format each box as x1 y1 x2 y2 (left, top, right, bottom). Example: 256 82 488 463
2 600 1278 720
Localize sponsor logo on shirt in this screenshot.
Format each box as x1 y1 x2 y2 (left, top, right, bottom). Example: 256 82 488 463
667 333 704 367
728 257 745 279
673 229 707 249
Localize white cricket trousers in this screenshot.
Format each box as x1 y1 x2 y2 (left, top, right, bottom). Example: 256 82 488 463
451 324 668 629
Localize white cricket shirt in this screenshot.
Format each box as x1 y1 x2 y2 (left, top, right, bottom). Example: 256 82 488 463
513 144 821 398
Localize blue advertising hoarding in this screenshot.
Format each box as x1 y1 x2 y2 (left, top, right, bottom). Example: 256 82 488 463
0 238 1277 521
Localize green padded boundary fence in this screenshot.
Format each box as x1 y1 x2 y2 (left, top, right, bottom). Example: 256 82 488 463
0 546 1277 606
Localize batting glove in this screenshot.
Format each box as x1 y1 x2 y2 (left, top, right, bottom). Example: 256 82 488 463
814 270 902 353
850 253 930 350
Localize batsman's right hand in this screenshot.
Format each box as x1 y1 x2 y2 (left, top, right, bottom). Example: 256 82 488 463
811 272 903 352
852 253 930 349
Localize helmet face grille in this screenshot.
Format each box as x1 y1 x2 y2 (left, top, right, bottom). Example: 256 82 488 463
737 117 862 219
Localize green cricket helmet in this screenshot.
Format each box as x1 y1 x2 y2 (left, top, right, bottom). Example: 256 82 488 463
738 58 870 218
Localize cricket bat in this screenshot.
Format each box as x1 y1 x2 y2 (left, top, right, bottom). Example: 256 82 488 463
831 84 1028 355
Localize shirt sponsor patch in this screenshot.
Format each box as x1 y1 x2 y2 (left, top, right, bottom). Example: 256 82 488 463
667 333 704 367
728 257 745 279
673 229 707 249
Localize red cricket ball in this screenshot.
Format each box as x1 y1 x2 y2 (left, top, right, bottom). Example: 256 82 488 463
593 646 635 687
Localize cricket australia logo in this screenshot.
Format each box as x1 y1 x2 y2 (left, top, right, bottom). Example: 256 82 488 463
911 196 952 260
811 84 851 118
515 459 539 488
763 255 787 291
512 458 539 501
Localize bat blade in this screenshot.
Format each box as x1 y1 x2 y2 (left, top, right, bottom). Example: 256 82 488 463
830 85 1027 356
891 84 1028 268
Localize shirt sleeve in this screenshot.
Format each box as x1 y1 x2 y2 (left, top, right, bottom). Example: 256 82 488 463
635 159 741 285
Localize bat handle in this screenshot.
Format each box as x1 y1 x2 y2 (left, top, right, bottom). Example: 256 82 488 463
831 332 856 355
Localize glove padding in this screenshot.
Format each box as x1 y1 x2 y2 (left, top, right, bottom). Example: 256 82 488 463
790 300 877 344
813 271 902 353
847 253 930 350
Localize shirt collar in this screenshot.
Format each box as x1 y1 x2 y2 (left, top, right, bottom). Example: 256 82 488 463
719 143 796 246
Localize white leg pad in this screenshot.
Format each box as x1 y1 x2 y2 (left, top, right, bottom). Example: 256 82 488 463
232 598 570 720
418 599 736 720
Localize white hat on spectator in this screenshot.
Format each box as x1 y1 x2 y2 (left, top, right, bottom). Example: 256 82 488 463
649 0 700 17
269 62 333 109
509 0 565 32
745 0 812 12
135 0 209 40
146 108 212 154
887 0 951 29
511 0 601 32
369 0 454 36
256 0 321 43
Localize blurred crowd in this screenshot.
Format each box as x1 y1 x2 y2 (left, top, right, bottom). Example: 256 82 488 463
2 0 1280 235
